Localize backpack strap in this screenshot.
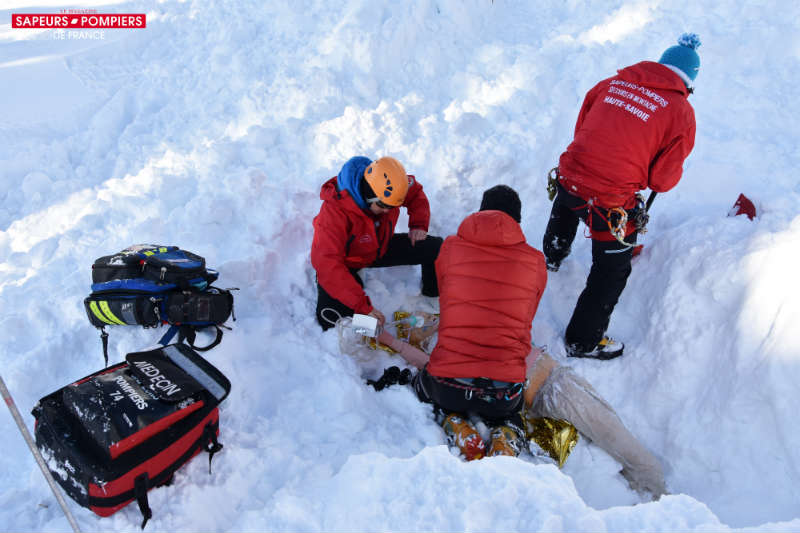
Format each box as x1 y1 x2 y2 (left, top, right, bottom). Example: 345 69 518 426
179 325 224 352
157 325 181 346
203 422 223 474
99 327 109 368
134 473 153 529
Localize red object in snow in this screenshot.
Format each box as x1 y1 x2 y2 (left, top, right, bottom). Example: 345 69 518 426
729 193 756 220
632 244 644 257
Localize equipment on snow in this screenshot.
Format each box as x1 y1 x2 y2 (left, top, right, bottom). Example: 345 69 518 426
728 193 756 220
32 343 231 529
0 373 82 533
350 313 380 337
84 245 236 366
521 414 579 468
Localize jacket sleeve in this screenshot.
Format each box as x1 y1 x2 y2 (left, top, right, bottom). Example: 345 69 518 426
648 105 696 193
403 175 431 232
311 203 373 315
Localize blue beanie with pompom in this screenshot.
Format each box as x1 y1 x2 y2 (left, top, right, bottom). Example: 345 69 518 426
659 33 701 86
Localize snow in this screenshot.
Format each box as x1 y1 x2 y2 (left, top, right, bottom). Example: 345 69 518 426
2 0 800 531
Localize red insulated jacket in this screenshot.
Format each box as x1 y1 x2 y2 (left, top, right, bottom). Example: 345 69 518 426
426 211 547 383
558 61 696 209
311 175 430 314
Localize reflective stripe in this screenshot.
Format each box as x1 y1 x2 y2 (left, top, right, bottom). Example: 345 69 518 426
89 301 116 325
143 247 168 256
99 301 126 325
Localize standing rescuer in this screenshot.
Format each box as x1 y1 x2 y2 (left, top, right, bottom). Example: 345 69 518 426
311 156 442 330
543 33 700 360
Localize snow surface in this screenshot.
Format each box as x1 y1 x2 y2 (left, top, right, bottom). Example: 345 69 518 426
2 0 800 531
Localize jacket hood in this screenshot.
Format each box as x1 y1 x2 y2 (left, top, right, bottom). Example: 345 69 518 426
617 61 689 96
319 176 366 217
457 210 526 247
336 156 372 210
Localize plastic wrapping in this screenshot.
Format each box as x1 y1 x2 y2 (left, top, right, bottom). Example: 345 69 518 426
335 316 396 363
528 365 666 496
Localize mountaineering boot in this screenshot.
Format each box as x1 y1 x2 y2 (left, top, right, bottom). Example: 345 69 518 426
488 422 528 457
441 414 485 461
566 336 624 360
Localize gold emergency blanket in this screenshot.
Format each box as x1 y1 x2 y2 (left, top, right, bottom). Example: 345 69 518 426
523 414 579 468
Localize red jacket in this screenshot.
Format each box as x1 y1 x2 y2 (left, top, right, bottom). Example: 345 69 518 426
559 61 696 209
311 175 430 314
427 211 547 383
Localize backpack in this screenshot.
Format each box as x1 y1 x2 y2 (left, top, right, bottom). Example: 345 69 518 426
84 245 236 365
32 343 231 529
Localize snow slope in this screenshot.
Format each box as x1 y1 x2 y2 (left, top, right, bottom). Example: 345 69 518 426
2 0 800 530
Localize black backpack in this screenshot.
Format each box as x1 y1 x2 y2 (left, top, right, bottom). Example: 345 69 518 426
84 245 236 365
32 343 231 529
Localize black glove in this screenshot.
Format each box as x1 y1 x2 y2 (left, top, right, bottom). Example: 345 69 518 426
367 366 413 391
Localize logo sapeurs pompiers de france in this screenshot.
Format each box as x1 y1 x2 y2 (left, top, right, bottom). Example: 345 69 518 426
11 10 146 40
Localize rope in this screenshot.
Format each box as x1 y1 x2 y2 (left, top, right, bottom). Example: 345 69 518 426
320 307 344 327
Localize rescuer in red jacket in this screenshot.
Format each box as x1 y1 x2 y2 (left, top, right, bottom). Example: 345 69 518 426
543 34 701 360
311 156 442 330
413 185 547 457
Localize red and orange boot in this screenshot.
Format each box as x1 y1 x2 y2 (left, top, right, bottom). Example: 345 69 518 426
488 423 528 457
441 414 486 461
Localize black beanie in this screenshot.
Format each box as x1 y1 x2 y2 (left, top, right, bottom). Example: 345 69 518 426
479 185 521 223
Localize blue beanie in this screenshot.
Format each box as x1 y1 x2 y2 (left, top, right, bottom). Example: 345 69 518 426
659 33 701 85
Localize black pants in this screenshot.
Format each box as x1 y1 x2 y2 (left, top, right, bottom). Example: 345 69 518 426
542 182 637 352
412 367 524 427
315 233 443 330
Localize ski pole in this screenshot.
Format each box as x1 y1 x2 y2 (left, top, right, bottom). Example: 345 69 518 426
0 373 81 533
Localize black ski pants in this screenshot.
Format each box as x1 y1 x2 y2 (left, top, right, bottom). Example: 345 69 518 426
412 366 524 427
542 182 637 352
316 233 443 330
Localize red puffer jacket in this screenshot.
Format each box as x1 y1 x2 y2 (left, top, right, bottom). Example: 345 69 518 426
427 211 547 383
310 175 430 314
559 61 696 209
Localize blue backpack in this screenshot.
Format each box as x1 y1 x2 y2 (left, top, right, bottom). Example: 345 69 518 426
84 245 236 365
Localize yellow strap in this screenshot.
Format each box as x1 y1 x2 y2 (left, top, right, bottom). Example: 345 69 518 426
92 301 125 325
89 301 116 325
99 300 126 325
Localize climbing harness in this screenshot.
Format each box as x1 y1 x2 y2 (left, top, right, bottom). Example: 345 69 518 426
434 375 525 404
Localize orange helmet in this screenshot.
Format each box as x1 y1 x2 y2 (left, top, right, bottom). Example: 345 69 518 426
364 157 408 207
